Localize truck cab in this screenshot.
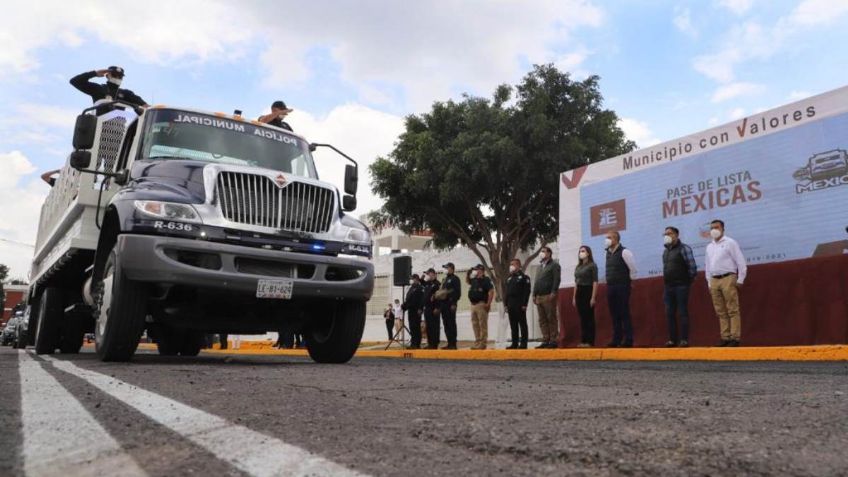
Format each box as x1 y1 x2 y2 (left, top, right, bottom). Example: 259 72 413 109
807 149 848 181
28 102 374 362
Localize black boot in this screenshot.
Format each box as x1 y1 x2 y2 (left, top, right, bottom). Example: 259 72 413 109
518 340 527 349
506 342 518 349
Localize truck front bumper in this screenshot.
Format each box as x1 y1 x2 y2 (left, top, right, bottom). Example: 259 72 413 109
116 234 374 301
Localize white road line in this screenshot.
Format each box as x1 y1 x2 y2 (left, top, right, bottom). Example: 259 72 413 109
18 351 147 477
43 356 367 477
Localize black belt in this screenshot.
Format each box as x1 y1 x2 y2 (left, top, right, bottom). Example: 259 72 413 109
711 272 736 279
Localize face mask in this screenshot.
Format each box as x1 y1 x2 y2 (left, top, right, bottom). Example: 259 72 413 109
604 238 613 249
470 270 479 278
663 235 673 245
424 276 431 282
710 229 722 240
578 251 588 260
409 279 415 285
107 76 123 87
509 265 517 273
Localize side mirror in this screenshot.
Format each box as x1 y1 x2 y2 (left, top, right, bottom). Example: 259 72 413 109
309 143 317 152
70 151 92 170
342 195 357 211
344 164 358 195
72 114 98 150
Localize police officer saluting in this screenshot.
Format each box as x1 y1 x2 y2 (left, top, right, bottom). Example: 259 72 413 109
258 100 294 131
70 66 148 106
402 274 425 349
504 258 532 349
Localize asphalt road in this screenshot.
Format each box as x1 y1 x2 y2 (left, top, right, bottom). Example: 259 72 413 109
1 347 847 477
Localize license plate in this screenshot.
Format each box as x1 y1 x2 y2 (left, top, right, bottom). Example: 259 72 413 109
256 278 293 299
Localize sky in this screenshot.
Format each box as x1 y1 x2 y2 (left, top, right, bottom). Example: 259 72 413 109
1 0 847 279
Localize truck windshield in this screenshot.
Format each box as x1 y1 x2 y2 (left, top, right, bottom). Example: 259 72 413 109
140 109 317 178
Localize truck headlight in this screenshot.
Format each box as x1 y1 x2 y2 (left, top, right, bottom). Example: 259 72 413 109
345 227 370 243
134 200 202 223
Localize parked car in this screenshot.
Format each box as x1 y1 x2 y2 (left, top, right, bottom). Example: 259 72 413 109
14 307 31 349
1 314 22 346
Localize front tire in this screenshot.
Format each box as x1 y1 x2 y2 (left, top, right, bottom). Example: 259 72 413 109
305 300 366 364
94 246 148 362
35 288 64 355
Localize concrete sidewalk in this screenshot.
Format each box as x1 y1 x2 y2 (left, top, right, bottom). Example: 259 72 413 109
198 344 848 361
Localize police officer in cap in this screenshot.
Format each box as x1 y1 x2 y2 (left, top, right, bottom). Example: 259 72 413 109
258 100 294 131
504 258 532 349
439 262 462 350
70 66 148 106
467 264 494 350
402 274 425 349
422 268 441 349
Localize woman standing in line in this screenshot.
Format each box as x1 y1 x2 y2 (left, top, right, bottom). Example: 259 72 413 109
573 245 599 347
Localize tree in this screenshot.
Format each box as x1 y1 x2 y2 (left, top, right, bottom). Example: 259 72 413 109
369 64 635 298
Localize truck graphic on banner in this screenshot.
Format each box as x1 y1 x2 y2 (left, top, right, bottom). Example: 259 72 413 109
793 149 848 194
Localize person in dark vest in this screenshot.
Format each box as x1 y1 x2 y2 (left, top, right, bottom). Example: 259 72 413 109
438 262 461 350
467 264 495 350
504 258 532 349
402 274 425 349
662 227 698 347
532 246 561 348
422 268 441 349
604 231 638 347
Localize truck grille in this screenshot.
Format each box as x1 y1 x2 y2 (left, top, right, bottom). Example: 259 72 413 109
216 172 335 233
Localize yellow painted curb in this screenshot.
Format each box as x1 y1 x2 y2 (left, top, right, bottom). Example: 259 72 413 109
199 345 848 362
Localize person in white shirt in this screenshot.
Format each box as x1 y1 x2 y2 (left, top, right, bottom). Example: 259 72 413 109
704 219 747 346
604 231 638 347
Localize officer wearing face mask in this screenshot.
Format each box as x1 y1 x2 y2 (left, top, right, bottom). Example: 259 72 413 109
402 274 425 349
604 231 638 347
504 258 531 349
467 264 494 350
662 227 697 347
70 66 148 108
421 268 442 349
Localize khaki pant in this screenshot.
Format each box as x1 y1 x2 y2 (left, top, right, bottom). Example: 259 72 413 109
709 275 742 341
470 303 489 349
535 294 559 344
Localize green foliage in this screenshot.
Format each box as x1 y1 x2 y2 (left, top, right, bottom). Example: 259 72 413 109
0 264 8 282
369 64 635 294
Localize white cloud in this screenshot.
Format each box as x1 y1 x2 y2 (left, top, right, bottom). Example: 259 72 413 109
693 4 848 84
0 1 606 112
787 90 812 101
291 104 405 215
716 0 755 15
673 8 697 37
15 103 77 129
711 82 765 103
729 107 746 120
555 48 590 72
0 151 47 279
618 117 660 148
788 0 848 26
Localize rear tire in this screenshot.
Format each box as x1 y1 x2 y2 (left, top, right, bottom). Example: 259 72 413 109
305 300 366 364
94 246 148 362
59 312 85 354
34 288 64 355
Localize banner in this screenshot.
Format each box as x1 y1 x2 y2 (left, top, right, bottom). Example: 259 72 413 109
559 85 848 286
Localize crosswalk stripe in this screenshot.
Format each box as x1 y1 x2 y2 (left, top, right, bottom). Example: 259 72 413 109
18 351 147 477
42 355 367 477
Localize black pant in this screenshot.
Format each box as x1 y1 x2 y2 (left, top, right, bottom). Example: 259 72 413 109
408 310 422 347
385 318 394 341
424 307 440 347
440 302 457 345
575 285 595 345
607 284 633 345
219 333 228 350
507 305 528 344
664 285 690 342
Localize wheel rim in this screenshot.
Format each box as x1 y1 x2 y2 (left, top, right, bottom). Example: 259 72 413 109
96 268 115 340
